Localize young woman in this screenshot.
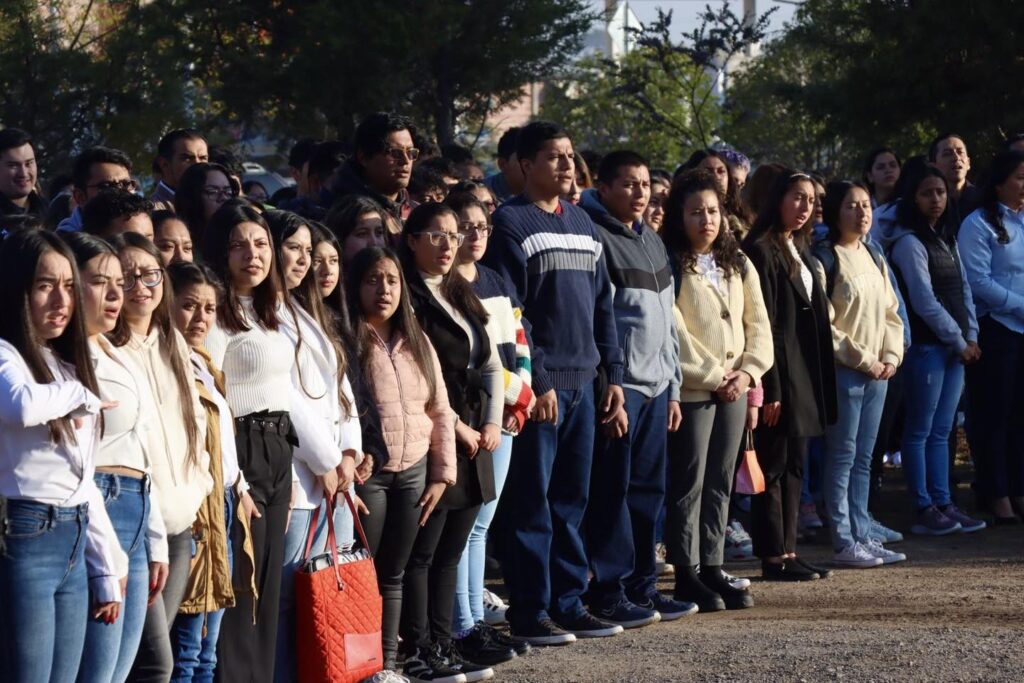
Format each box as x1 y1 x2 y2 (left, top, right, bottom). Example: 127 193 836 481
681 150 754 240
741 171 838 582
348 246 457 680
202 200 300 679
399 202 507 680
449 193 535 654
645 169 672 234
448 180 498 214
863 147 902 208
166 260 256 682
661 172 773 609
111 232 212 682
811 181 906 568
63 233 170 683
562 153 591 206
324 194 391 267
0 229 125 683
264 209 364 682
152 210 195 266
960 150 1024 522
889 166 985 536
174 162 240 251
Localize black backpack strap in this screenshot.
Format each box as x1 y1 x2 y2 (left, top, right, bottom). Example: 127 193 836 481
811 241 838 299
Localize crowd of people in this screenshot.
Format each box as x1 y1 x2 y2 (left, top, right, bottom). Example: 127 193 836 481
0 113 1022 683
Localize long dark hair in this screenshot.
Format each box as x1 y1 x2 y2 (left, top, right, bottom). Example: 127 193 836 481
109 231 202 469
309 223 354 341
205 199 285 333
0 229 99 446
324 194 388 251
347 246 439 408
174 161 240 249
895 165 954 245
822 180 871 243
862 146 901 201
981 150 1024 245
61 232 130 343
745 170 816 277
167 259 225 301
662 170 747 279
400 202 489 323
680 149 754 225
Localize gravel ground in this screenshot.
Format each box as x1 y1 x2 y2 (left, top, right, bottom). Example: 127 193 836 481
488 472 1024 682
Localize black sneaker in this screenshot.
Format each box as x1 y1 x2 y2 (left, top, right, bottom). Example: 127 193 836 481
476 622 531 656
792 556 834 579
699 566 754 610
553 610 624 638
452 625 516 666
632 592 699 621
673 565 725 612
593 598 661 628
509 617 576 646
438 641 494 683
762 560 819 582
402 645 467 683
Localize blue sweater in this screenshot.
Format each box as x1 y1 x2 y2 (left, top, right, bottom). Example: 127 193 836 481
483 196 624 396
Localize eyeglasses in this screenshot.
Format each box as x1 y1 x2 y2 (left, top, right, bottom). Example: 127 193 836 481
458 222 492 238
418 231 465 247
202 187 237 200
384 147 420 163
87 179 139 193
122 268 163 291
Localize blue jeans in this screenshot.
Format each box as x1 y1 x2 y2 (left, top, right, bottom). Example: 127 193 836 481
902 344 963 509
0 500 89 683
79 475 152 683
586 389 668 606
453 432 514 632
275 490 355 683
170 491 234 683
824 367 888 550
493 385 596 627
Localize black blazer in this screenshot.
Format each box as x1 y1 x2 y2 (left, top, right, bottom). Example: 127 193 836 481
405 265 496 509
744 237 837 438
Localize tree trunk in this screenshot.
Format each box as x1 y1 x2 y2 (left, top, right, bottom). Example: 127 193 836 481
433 48 456 145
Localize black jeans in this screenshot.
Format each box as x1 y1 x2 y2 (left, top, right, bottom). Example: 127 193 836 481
751 425 807 558
217 414 294 682
870 364 905 509
400 504 480 652
357 458 427 670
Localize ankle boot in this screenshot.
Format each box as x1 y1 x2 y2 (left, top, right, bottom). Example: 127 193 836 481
699 566 754 609
673 565 725 612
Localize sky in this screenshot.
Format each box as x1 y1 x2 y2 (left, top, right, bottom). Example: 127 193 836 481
592 0 799 39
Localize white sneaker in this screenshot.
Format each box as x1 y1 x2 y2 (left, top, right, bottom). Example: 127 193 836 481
656 542 675 576
362 670 411 683
722 570 751 590
832 542 883 568
482 589 507 626
863 539 907 565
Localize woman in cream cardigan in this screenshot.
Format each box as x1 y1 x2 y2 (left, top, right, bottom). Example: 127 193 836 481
663 171 773 612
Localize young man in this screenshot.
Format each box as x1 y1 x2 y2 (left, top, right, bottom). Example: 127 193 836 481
0 128 45 220
579 151 697 626
928 133 982 232
331 112 418 229
485 121 626 645
484 127 525 204
150 128 208 210
58 146 135 232
81 190 155 240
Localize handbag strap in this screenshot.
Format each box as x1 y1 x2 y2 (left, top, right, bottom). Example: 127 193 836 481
300 491 375 589
746 429 754 451
341 490 373 555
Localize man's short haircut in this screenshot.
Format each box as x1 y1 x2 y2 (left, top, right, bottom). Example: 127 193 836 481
288 138 320 170
0 128 33 155
927 132 966 162
409 166 448 196
418 156 458 179
596 150 649 185
157 128 206 160
208 145 244 179
1003 133 1024 151
515 121 570 163
71 147 133 190
81 190 153 236
496 127 521 160
307 141 349 182
354 112 416 159
440 143 474 165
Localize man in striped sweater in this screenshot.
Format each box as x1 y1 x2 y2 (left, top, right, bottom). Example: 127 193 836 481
579 151 697 627
485 121 627 646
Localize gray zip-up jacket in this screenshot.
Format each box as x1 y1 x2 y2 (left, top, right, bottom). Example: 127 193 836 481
581 189 681 401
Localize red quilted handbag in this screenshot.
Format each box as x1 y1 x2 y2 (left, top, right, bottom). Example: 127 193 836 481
296 492 383 683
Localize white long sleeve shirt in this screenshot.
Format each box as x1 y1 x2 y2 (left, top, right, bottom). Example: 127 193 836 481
0 340 127 603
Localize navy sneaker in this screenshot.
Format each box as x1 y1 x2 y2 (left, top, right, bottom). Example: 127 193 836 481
632 593 698 621
593 598 661 629
553 611 624 638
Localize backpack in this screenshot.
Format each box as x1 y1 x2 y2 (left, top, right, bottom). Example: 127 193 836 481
811 238 886 299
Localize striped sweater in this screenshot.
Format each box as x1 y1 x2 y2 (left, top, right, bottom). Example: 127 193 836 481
483 196 624 395
471 264 535 431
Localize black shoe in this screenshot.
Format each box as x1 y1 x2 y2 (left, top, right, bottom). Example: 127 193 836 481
992 514 1022 526
476 622 531 656
453 625 516 666
761 560 819 582
631 592 699 621
403 645 469 683
673 565 726 612
509 618 575 646
553 610 624 638
699 566 754 610
793 556 834 579
438 642 494 683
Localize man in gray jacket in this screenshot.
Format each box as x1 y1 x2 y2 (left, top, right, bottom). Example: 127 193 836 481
580 150 697 626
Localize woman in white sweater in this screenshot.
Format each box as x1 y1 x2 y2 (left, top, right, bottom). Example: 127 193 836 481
109 232 211 682
0 229 125 683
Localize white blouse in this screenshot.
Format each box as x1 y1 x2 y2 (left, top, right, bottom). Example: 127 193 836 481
190 351 245 495
697 253 725 296
0 340 127 603
786 236 814 299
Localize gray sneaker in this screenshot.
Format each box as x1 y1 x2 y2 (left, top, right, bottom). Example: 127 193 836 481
940 504 987 533
910 506 961 536
868 516 904 544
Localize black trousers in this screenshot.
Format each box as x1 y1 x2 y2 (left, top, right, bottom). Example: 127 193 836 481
751 424 807 558
217 415 294 682
357 458 427 670
869 364 905 509
400 504 480 653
